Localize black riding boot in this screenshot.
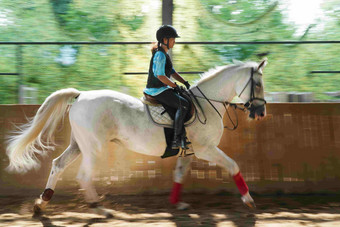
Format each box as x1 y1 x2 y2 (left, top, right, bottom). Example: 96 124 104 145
171 135 181 149
171 124 182 150
172 132 190 150
181 129 191 147
171 107 190 150
153 90 190 150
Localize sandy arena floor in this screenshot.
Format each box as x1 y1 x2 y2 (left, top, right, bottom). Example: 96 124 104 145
1 190 340 227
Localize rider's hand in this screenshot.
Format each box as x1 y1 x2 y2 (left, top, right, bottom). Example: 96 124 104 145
184 81 191 89
173 84 181 93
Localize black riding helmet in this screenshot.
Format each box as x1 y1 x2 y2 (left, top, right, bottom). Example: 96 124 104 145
156 25 180 49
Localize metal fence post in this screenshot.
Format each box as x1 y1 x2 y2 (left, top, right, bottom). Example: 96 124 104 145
162 0 173 58
16 45 23 104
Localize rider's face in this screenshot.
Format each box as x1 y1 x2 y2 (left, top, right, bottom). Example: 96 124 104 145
163 38 176 49
168 38 176 48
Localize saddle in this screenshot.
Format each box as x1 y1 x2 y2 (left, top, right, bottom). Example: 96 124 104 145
141 91 196 128
141 90 196 159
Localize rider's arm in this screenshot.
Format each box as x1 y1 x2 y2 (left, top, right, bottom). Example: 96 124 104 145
157 75 177 88
171 71 186 84
153 52 177 88
172 69 190 89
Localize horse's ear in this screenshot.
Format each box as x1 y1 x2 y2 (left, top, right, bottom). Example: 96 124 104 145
257 58 268 73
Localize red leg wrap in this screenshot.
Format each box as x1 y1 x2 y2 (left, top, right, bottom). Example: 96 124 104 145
170 182 182 204
233 172 249 196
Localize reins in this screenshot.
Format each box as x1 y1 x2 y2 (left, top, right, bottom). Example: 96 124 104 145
187 67 265 131
189 88 241 130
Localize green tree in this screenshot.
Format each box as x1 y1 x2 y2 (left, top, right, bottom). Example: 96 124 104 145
0 0 339 103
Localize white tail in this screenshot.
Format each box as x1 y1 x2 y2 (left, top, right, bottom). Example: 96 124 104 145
6 88 81 173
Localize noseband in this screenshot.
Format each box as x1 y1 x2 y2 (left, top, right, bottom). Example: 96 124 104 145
189 67 266 130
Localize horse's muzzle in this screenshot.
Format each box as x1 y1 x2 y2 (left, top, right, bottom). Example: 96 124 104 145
248 104 266 120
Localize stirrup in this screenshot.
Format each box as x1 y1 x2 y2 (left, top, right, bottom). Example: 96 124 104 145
179 140 194 157
171 138 180 150
179 147 194 157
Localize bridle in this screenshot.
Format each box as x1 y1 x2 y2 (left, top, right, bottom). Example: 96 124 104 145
238 67 266 110
189 67 266 130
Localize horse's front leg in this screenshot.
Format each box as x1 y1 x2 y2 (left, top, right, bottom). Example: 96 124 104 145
170 155 193 210
195 146 255 209
76 153 113 218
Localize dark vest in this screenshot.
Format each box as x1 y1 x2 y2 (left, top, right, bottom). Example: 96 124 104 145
146 47 173 88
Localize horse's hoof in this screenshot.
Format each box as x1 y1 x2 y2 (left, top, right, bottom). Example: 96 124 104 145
241 192 256 209
176 202 190 210
105 212 114 219
91 206 114 218
243 200 256 209
33 204 43 216
33 198 47 216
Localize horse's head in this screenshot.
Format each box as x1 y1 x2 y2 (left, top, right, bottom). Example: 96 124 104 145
235 59 267 120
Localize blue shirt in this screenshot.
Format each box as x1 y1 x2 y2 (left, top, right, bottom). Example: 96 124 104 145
144 51 176 96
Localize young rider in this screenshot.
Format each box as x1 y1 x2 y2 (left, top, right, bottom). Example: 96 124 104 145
144 25 191 149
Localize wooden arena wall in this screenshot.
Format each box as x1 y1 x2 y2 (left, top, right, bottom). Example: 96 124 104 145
1 104 340 195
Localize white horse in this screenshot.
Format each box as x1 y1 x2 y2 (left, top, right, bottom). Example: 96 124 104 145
6 59 267 216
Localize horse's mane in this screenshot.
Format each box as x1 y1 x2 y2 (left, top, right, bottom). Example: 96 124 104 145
195 61 257 86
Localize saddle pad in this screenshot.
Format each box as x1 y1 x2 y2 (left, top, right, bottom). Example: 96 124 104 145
145 104 196 128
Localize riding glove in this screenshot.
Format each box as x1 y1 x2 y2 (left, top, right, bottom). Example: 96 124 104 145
173 84 181 93
184 81 190 89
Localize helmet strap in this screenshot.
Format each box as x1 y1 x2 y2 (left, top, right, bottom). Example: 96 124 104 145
157 38 170 50
164 38 169 50
159 38 170 51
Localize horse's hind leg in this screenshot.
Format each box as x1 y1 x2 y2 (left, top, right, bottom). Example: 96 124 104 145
195 146 255 209
34 136 81 214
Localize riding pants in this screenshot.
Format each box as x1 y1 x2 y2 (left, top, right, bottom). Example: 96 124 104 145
154 89 190 137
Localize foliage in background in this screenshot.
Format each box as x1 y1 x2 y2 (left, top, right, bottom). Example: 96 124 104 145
0 0 339 103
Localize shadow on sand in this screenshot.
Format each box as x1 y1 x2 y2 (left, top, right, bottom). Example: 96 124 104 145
1 192 340 226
